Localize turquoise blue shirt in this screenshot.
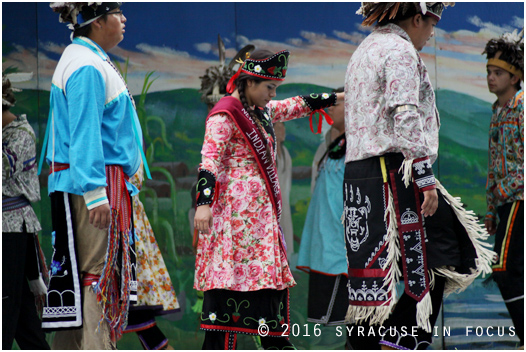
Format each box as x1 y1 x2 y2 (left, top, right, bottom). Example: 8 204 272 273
45 37 142 207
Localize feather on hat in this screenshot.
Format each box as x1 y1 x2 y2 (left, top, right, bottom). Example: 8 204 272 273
2 72 33 108
199 35 255 105
356 2 454 27
50 2 120 30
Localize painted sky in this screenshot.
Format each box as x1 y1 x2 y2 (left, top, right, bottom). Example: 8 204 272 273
2 2 524 103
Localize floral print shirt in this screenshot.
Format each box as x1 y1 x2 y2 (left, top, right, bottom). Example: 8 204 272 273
344 23 440 164
486 90 524 221
194 96 313 292
2 114 41 233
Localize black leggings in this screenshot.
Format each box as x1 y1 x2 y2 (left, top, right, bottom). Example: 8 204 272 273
2 232 49 350
126 308 169 350
492 201 524 346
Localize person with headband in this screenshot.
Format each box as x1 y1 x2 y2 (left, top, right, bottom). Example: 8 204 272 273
483 29 524 348
3 75 50 350
193 48 344 349
41 3 148 349
343 2 495 349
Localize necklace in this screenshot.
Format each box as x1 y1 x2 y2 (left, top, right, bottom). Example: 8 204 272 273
105 58 136 109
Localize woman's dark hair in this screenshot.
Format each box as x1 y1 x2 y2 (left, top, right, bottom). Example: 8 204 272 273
73 14 108 38
235 49 275 161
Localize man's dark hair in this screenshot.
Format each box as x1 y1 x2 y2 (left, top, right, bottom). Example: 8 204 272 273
73 14 108 38
483 34 523 91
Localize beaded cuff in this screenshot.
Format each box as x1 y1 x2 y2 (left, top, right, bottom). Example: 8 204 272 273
196 169 217 207
301 92 337 111
412 156 436 192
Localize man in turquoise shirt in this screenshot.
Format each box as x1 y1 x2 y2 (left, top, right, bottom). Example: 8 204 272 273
42 3 146 349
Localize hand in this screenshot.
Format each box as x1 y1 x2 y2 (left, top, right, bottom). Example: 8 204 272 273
28 275 47 296
194 204 213 234
484 219 497 235
335 92 345 103
89 203 111 230
421 189 438 217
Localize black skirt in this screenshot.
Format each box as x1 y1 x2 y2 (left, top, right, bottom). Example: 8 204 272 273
200 288 290 337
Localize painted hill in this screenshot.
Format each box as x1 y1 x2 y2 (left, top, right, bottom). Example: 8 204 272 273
13 85 492 216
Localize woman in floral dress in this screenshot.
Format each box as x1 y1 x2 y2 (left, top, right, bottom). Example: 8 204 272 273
124 163 180 350
193 49 344 349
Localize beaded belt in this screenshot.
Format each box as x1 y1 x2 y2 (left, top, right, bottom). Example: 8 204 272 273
2 195 30 212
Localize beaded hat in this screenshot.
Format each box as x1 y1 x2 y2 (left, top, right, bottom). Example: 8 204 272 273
356 2 455 26
50 2 121 30
483 29 524 81
226 50 290 93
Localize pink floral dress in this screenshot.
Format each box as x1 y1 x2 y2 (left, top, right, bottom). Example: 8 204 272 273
194 96 315 292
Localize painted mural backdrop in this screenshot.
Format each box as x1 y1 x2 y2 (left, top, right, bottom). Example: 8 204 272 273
2 2 524 349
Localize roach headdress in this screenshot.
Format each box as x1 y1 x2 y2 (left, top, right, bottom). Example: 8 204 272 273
356 2 455 27
50 2 121 30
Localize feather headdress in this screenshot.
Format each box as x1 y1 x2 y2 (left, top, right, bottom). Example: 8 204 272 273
2 72 33 108
356 2 455 27
483 28 524 80
49 2 120 30
50 2 101 26
199 35 255 105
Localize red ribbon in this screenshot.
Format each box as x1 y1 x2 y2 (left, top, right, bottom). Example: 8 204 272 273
226 64 244 94
309 109 334 134
82 273 101 287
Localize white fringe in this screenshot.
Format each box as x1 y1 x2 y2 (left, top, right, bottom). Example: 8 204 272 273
416 291 433 332
345 177 496 330
345 184 401 326
381 185 402 303
435 180 497 296
399 159 414 188
346 305 393 326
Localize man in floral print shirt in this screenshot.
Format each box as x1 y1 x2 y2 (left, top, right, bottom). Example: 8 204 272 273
343 3 495 350
483 30 524 347
344 5 444 349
